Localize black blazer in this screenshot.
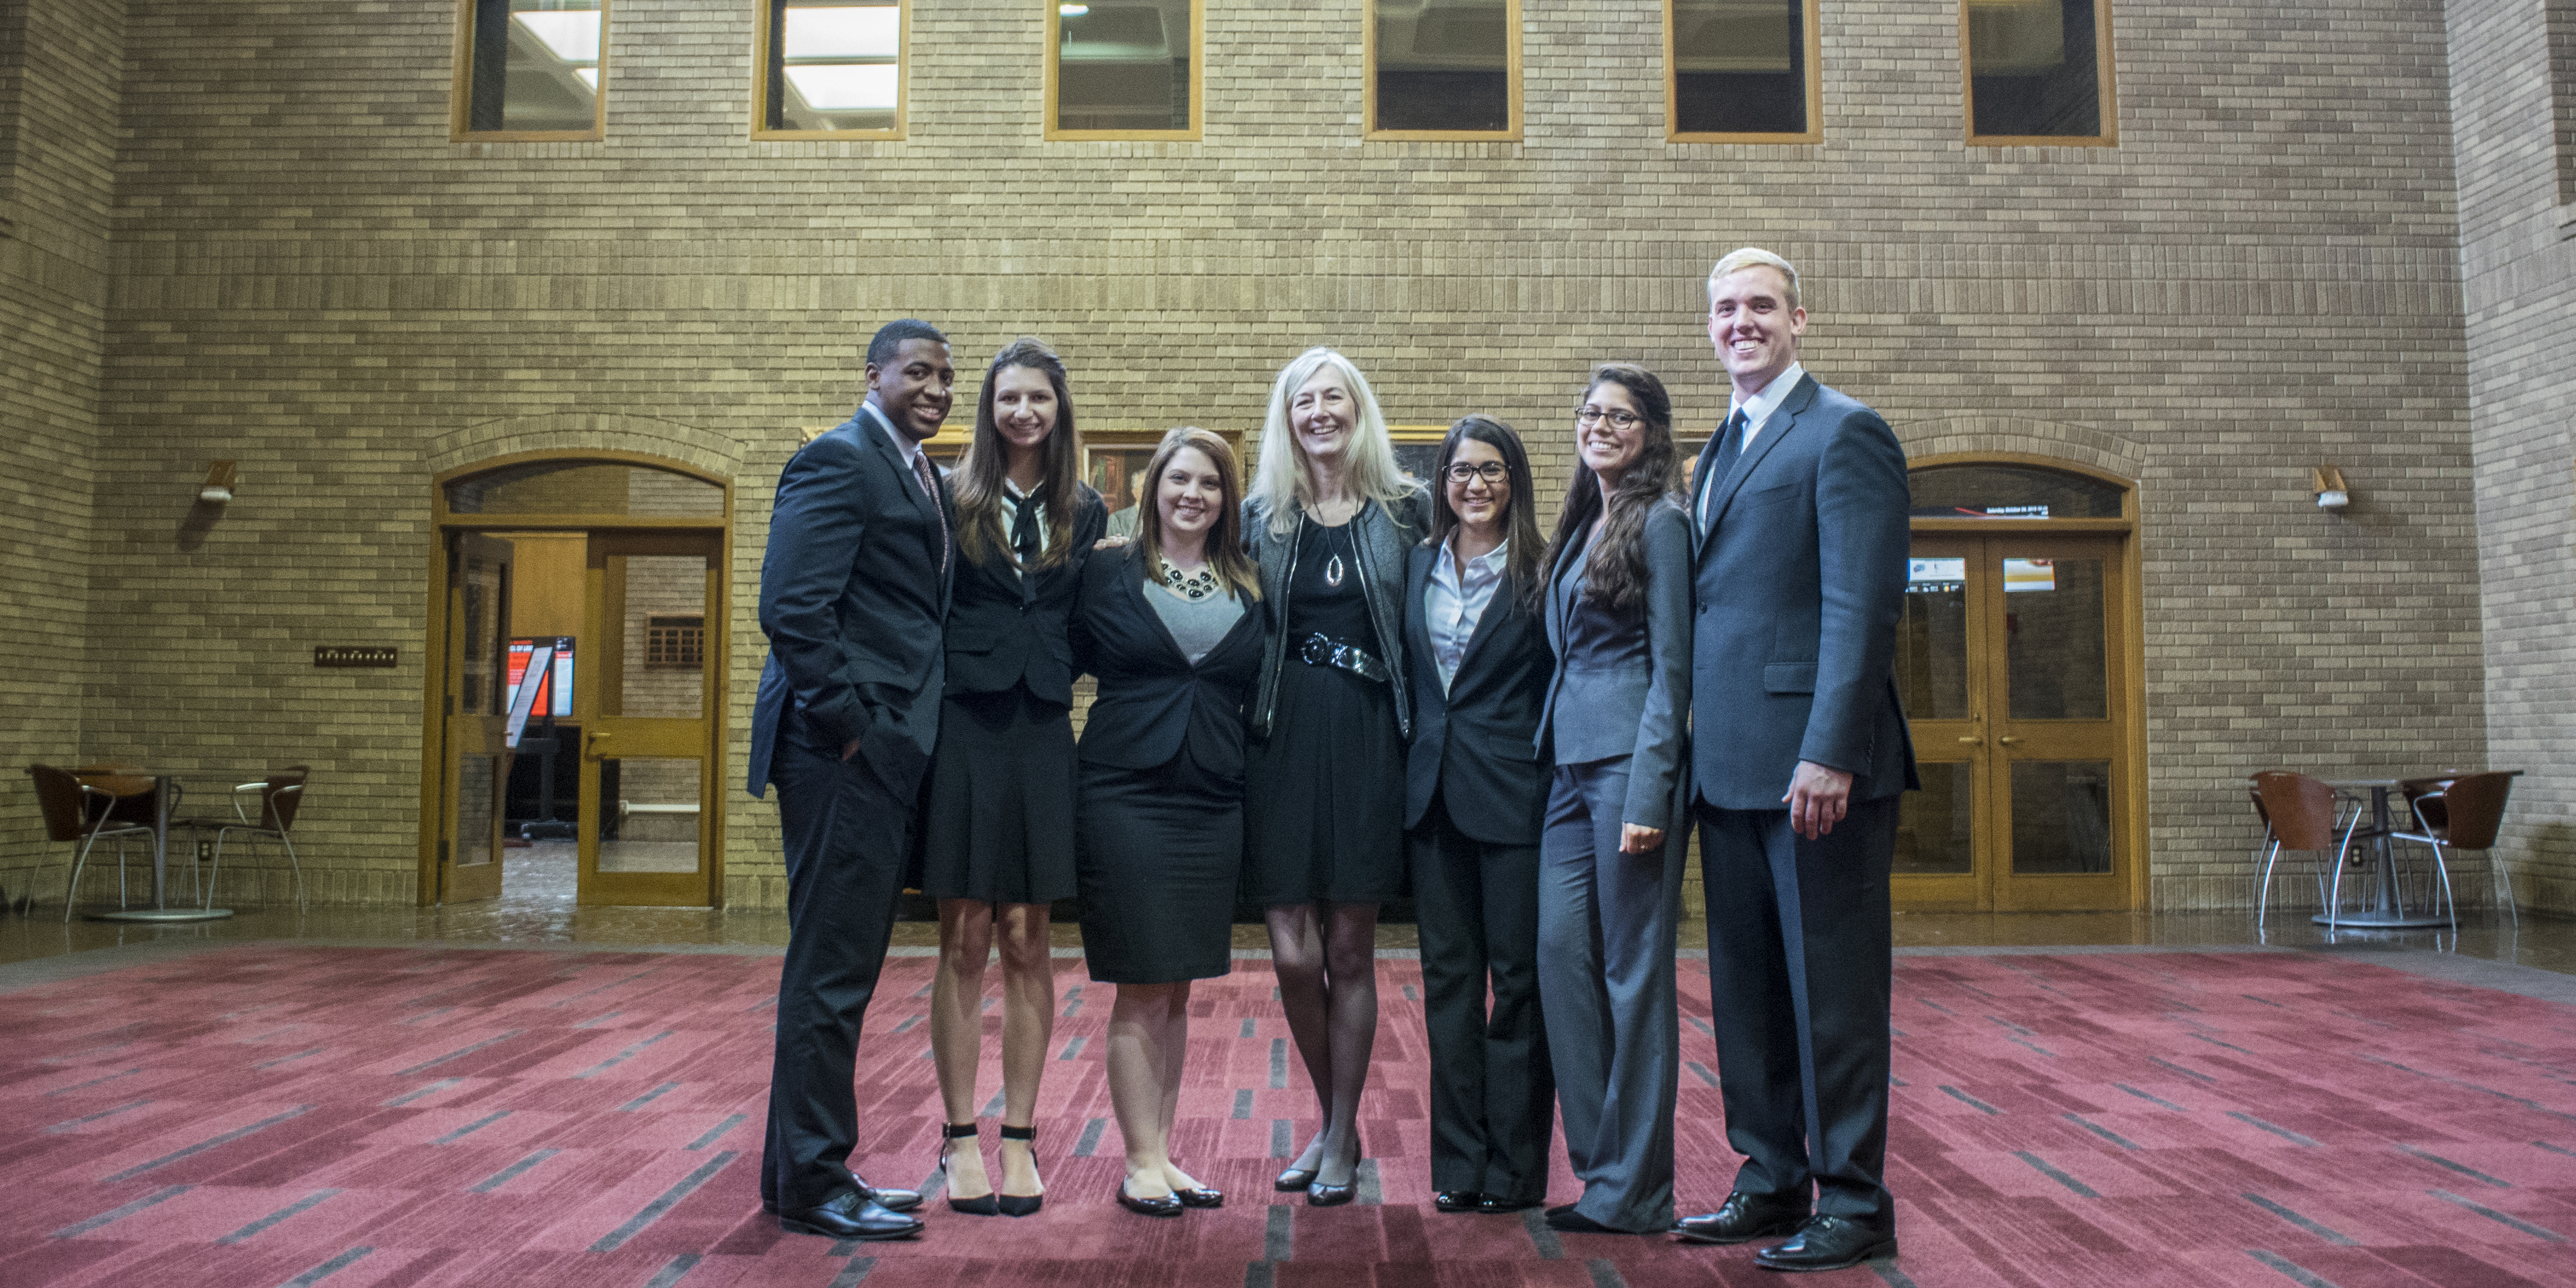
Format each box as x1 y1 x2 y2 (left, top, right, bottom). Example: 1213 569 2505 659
943 484 1108 705
1401 540 1549 846
1070 546 1263 784
749 403 955 798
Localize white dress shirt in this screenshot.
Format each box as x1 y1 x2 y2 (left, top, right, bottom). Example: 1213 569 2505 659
999 478 1049 557
1426 536 1511 694
1699 361 1806 527
861 402 933 486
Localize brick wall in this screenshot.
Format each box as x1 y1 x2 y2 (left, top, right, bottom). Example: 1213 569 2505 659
11 0 2499 909
2448 0 2576 916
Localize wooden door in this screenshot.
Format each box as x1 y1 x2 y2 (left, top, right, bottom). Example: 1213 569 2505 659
437 533 513 903
576 532 723 906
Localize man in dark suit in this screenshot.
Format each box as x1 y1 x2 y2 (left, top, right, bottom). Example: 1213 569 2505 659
1677 250 1917 1272
747 319 958 1241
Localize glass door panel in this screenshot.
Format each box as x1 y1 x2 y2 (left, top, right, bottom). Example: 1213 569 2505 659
1892 534 1985 908
577 533 721 906
440 533 513 903
1989 535 2127 909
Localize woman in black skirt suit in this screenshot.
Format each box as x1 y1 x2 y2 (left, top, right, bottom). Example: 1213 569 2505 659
1241 347 1431 1205
920 338 1107 1216
1070 426 1263 1216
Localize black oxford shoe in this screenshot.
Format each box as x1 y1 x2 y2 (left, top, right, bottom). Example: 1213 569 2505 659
778 1191 925 1241
1434 1191 1489 1214
1676 1192 1809 1245
1752 1215 1896 1273
764 1185 922 1216
1477 1195 1543 1215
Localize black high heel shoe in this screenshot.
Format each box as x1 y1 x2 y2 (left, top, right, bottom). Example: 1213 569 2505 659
995 1124 1044 1217
937 1121 998 1216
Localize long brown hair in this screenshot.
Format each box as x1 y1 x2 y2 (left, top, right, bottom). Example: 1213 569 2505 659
953 337 1084 570
1426 415 1546 610
1136 426 1261 600
1540 363 1679 618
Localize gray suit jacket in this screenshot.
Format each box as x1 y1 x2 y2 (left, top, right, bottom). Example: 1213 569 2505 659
1535 500 1694 831
1686 373 1918 810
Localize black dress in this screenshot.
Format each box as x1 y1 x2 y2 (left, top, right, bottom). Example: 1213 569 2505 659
919 486 1106 905
1070 548 1264 984
1242 519 1408 906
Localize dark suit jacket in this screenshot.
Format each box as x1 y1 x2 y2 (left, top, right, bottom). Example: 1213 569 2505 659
1069 545 1263 783
747 403 955 798
1687 373 1919 810
943 484 1108 705
1536 502 1696 831
1401 540 1549 847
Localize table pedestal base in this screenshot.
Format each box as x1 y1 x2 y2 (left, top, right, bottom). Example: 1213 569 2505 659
87 906 234 923
2311 909 2450 930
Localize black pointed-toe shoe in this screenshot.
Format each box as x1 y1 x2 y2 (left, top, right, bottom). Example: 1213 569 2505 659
1752 1215 1896 1273
994 1124 1043 1217
1434 1191 1489 1214
1117 1182 1185 1218
778 1191 925 1241
1676 1192 1809 1246
936 1122 998 1216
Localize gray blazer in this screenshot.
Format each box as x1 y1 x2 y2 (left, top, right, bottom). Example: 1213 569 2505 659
1535 499 1694 831
1685 372 1919 810
1244 487 1433 740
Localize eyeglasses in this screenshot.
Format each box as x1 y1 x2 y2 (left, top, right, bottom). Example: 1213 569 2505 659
1576 408 1642 430
1443 461 1509 485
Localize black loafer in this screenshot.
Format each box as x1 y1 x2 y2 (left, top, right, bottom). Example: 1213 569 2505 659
778 1191 924 1241
1676 1192 1808 1246
1434 1191 1489 1214
1478 1195 1544 1215
1752 1215 1896 1272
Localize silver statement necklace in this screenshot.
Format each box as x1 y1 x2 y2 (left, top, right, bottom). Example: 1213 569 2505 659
1157 556 1220 602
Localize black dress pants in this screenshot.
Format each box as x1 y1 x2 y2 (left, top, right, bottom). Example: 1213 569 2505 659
1408 801 1552 1202
1695 795 1898 1231
760 735 916 1212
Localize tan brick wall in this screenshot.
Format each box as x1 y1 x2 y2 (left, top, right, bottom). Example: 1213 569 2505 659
10 0 2500 911
2448 0 2576 916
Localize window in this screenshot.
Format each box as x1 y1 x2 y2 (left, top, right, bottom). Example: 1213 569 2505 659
1960 0 2115 145
1667 0 1821 143
452 0 606 140
1048 1 1201 139
757 2 907 138
1367 0 1520 138
2552 0 2576 206
645 616 706 671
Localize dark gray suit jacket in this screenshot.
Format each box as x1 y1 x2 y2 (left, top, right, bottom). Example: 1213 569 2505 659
1686 373 1918 810
1535 501 1695 832
747 402 955 798
1402 541 1549 847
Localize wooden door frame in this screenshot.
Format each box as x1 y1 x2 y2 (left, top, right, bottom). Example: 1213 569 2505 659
418 450 734 907
1902 452 2148 911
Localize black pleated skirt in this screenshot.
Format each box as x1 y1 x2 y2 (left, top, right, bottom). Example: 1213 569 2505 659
918 686 1079 905
1241 659 1407 906
1076 752 1241 985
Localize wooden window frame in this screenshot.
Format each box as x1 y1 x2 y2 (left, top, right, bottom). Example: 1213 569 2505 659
1959 0 2118 148
450 0 611 143
1663 0 1824 145
1046 0 1204 142
1364 0 1522 142
753 0 910 141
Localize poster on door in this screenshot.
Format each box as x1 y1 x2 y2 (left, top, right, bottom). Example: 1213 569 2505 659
2003 558 2055 593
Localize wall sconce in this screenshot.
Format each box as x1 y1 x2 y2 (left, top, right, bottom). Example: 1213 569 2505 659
199 460 237 504
2311 466 2349 511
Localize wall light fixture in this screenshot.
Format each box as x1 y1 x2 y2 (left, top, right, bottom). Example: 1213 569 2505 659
200 460 238 504
2311 466 2349 511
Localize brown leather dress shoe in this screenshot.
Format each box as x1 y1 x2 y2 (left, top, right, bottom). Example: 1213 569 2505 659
1676 1191 1808 1245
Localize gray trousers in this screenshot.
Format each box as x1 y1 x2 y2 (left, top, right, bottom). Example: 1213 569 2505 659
1537 756 1686 1233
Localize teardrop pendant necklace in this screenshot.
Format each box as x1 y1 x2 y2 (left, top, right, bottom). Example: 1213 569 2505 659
1324 553 1345 588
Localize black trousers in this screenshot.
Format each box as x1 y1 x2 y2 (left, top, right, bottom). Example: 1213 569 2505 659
760 735 916 1212
1408 801 1552 1201
1695 795 1898 1231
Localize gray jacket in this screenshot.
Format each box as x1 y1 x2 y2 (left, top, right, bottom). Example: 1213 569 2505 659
1535 499 1695 831
1244 487 1433 740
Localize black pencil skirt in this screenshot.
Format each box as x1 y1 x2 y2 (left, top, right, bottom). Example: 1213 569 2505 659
1076 751 1241 985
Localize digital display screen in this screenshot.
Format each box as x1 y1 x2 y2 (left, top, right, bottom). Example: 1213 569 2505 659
504 636 573 746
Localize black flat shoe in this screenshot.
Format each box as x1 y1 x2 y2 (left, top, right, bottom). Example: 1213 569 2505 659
1434 1191 1489 1214
1275 1166 1317 1191
1117 1183 1184 1218
937 1121 998 1217
1307 1180 1356 1207
995 1124 1044 1217
1173 1186 1224 1209
1752 1215 1897 1273
1676 1192 1808 1246
1477 1195 1543 1215
779 1191 923 1241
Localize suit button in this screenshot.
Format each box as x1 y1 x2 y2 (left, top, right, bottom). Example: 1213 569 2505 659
1697 603 1709 616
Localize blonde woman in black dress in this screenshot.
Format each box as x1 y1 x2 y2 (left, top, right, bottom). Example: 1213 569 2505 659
919 339 1106 1217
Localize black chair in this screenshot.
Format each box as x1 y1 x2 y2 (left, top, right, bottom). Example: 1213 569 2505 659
27 765 158 920
186 766 309 912
2392 772 2517 928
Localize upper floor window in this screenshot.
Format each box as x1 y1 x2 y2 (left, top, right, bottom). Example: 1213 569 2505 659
1049 1 1202 140
1962 0 2115 145
1667 0 1821 142
454 0 606 140
2551 0 2576 206
757 2 907 138
1367 0 1520 139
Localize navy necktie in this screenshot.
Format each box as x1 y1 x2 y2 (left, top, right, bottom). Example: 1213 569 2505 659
1703 409 1748 532
1010 488 1044 564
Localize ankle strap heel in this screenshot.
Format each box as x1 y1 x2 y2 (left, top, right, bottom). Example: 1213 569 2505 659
938 1122 998 1216
945 1122 982 1139
999 1125 1035 1142
995 1124 1044 1217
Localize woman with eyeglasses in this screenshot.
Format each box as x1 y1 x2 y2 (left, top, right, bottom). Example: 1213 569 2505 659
1400 415 1556 1216
1532 363 1694 1235
1241 346 1432 1206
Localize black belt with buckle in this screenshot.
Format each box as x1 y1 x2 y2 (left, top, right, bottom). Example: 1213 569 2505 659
1299 633 1389 684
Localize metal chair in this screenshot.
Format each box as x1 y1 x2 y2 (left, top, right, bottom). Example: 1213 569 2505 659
27 765 157 920
2252 771 2366 931
189 766 308 912
2392 771 2516 928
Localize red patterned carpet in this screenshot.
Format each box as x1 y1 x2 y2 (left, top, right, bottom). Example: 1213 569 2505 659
3 945 2574 1287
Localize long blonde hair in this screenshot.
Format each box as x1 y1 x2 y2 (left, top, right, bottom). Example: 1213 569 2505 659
1247 346 1414 536
1137 427 1261 600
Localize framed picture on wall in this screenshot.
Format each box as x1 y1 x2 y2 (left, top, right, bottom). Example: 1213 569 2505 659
1388 424 1448 487
1676 433 1711 492
1084 428 1246 538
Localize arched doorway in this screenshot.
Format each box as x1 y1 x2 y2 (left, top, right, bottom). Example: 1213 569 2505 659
418 452 733 907
1895 455 2145 911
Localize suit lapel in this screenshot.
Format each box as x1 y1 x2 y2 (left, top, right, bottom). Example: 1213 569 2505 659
1702 373 1817 539
857 402 948 570
1451 554 1515 680
1689 432 1728 556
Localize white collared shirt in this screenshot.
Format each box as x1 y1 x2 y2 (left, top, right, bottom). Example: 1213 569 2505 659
999 478 1049 557
860 402 932 487
1699 361 1806 527
1426 536 1511 694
